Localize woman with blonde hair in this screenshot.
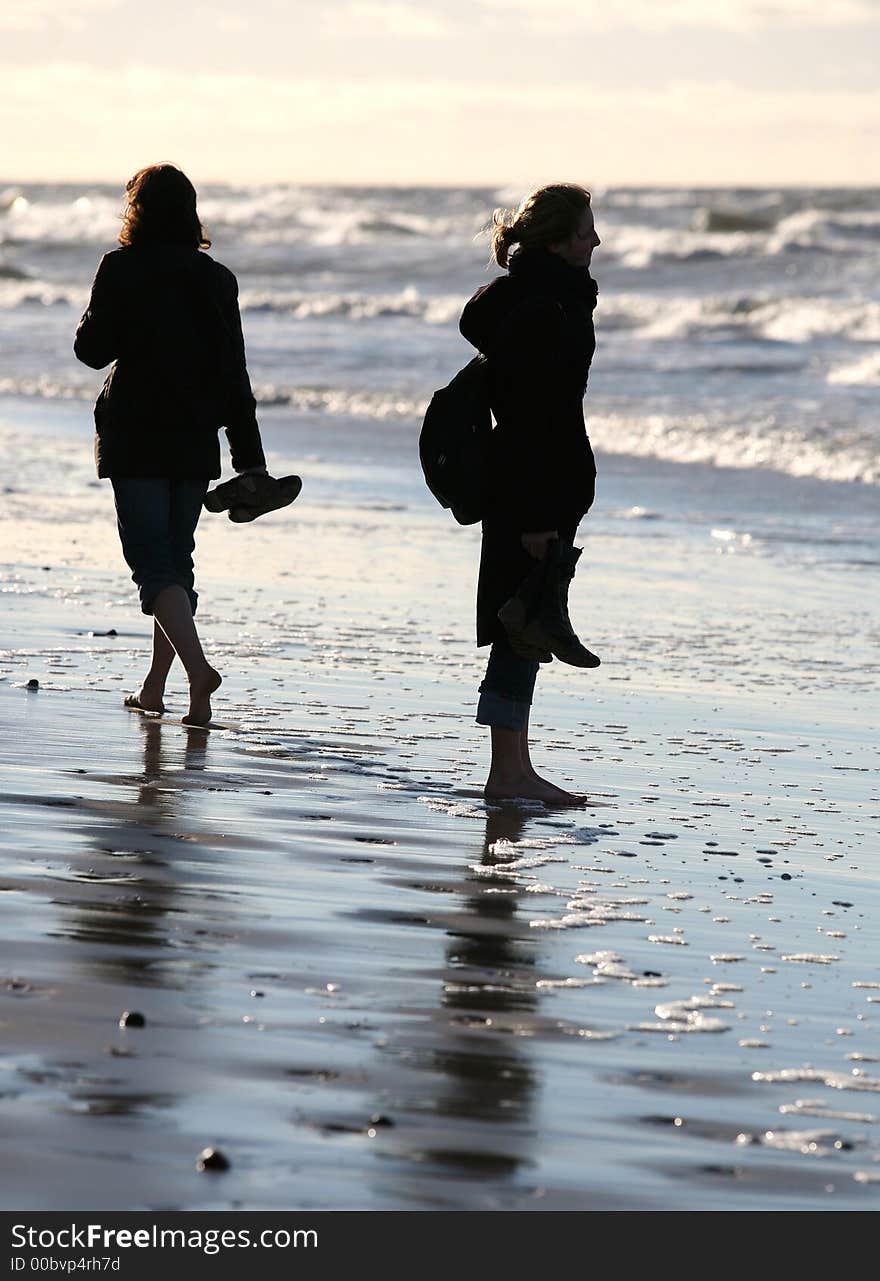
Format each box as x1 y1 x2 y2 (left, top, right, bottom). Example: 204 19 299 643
460 182 601 803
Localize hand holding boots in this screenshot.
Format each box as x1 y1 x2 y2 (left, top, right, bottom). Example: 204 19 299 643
521 529 558 559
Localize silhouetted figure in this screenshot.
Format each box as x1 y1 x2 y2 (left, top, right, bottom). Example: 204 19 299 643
460 183 601 804
74 163 267 725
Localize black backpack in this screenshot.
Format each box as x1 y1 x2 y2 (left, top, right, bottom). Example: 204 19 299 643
419 355 492 525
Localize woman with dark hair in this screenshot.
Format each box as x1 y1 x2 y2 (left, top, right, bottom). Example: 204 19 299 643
74 163 267 725
460 182 601 804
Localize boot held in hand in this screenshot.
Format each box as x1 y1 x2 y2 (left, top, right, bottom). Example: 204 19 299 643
498 538 600 669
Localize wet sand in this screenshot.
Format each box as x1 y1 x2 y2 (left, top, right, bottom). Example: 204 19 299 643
2 401 879 1210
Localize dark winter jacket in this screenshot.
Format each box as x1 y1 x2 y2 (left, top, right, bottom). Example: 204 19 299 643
459 247 597 534
74 242 266 479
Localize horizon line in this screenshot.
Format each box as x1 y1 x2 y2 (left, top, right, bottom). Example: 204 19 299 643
3 177 880 191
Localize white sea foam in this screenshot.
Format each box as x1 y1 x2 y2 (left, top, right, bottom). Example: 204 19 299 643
1 190 121 245
575 952 638 980
632 1015 729 1034
754 1068 880 1094
654 995 734 1020
0 280 85 310
828 351 880 386
735 1128 849 1154
598 292 880 344
587 412 880 486
779 1100 878 1124
781 953 840 965
239 286 461 324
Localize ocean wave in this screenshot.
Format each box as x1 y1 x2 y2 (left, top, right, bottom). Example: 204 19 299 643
598 292 880 344
609 225 751 270
603 189 698 211
828 352 880 386
693 207 777 234
0 371 432 420
0 191 121 247
765 207 880 255
6 273 874 347
0 277 462 323
253 384 428 419
0 375 93 400
687 195 880 241
0 188 24 214
240 285 461 323
609 203 880 271
2 372 877 485
755 298 880 344
198 187 481 248
0 260 31 281
0 280 84 309
0 372 430 421
0 374 426 421
588 412 880 486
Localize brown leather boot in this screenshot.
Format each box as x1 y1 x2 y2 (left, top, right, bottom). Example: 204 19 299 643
497 555 553 663
500 540 600 668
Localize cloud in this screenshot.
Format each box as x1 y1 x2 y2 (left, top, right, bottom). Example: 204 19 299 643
2 62 878 184
0 0 120 30
325 2 451 37
477 0 878 30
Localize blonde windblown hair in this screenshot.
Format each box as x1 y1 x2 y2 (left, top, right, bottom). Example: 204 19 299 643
490 182 592 268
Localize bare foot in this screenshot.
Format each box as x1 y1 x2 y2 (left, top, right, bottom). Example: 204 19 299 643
182 667 222 727
485 772 586 807
124 684 165 714
524 768 587 806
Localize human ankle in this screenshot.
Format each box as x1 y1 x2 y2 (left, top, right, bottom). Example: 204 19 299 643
487 765 526 785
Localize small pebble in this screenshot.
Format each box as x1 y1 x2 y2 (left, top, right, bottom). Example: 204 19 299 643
118 1010 145 1028
196 1147 230 1172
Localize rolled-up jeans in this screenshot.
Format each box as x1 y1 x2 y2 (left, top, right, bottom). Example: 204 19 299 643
476 635 540 732
111 477 209 615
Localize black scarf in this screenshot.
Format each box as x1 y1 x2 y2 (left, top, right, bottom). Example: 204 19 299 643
508 247 598 310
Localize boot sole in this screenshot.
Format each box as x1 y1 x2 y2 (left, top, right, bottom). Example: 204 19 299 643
517 622 601 668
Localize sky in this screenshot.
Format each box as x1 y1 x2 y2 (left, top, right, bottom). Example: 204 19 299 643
2 0 879 186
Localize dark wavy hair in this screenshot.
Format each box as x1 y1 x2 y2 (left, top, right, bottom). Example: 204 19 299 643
491 182 591 268
118 164 211 249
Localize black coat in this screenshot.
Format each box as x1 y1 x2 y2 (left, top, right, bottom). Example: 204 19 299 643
74 242 266 479
459 248 598 646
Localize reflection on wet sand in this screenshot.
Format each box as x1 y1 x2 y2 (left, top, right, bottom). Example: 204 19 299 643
50 719 212 986
366 807 542 1191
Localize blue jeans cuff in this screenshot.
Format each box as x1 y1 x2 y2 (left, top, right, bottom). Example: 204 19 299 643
476 689 530 732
